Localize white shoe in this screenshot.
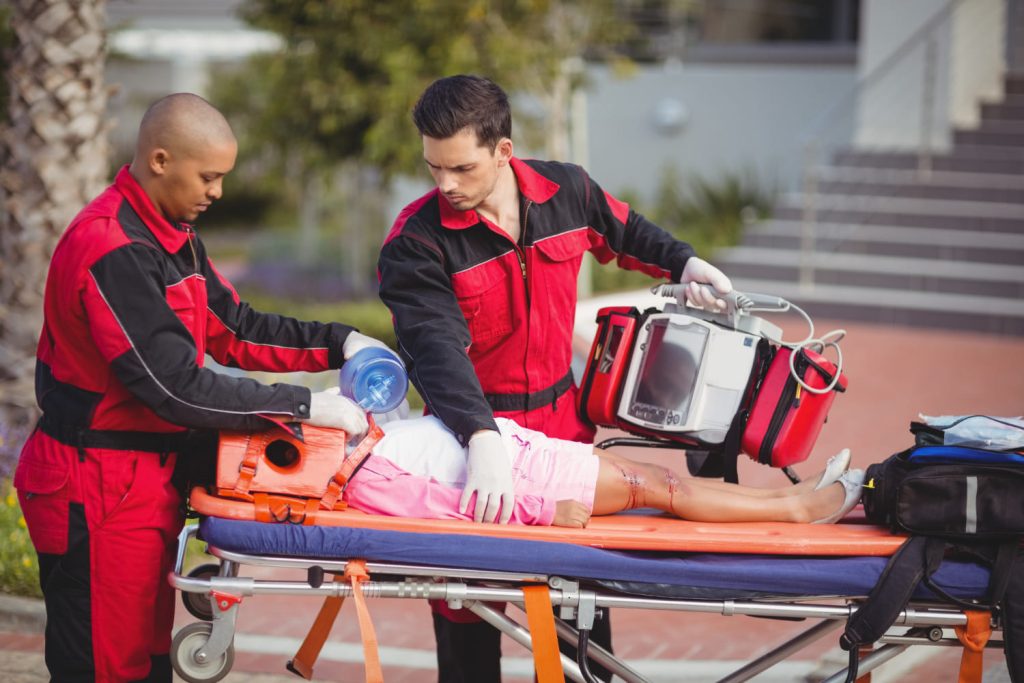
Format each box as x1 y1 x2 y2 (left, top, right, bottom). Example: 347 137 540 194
813 448 852 491
813 469 864 524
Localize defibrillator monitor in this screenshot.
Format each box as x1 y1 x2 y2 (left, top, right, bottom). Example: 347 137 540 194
617 313 759 444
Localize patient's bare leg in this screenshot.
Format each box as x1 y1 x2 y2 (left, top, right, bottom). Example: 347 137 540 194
589 454 844 523
592 447 828 499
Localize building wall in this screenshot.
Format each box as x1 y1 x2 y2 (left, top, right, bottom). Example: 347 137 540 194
581 59 858 202
855 0 1006 150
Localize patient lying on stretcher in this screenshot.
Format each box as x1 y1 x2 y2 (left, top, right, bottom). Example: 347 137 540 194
346 416 864 527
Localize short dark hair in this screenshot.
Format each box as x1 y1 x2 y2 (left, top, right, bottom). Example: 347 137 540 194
412 75 511 150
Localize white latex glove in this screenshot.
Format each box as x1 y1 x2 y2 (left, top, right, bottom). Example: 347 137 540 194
677 257 733 310
305 388 369 437
461 429 515 524
373 398 410 426
342 331 397 361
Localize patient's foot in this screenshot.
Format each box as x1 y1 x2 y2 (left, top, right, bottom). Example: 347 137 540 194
788 448 853 496
811 469 865 524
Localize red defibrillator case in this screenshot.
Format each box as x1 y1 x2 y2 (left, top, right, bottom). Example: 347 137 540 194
577 287 848 476
742 346 847 468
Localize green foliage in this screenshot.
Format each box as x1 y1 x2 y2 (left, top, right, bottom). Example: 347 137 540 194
0 481 41 598
220 0 630 179
590 167 774 293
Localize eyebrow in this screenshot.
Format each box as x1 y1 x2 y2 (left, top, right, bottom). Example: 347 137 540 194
424 159 475 171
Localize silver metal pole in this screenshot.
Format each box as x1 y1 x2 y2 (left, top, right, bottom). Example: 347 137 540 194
918 34 938 179
466 601 588 683
716 619 843 683
800 141 819 292
551 617 652 683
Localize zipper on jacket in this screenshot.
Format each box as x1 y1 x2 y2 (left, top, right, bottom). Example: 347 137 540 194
516 200 532 282
185 225 199 273
758 351 806 465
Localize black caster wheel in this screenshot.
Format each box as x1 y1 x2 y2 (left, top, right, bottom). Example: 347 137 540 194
170 622 234 683
181 563 220 621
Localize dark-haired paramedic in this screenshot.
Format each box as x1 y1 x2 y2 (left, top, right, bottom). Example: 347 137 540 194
14 92 389 682
378 74 733 683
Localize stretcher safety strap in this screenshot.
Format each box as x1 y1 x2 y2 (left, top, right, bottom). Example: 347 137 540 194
523 585 566 683
287 574 348 680
954 610 991 683
345 560 383 683
252 493 321 525
320 419 384 511
232 431 268 499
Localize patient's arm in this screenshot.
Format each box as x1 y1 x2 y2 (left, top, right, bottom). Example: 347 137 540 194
554 500 592 528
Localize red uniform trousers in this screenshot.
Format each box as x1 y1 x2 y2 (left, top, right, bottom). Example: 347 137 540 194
16 429 183 682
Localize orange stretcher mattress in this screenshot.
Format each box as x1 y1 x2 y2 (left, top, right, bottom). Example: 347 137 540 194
190 487 906 556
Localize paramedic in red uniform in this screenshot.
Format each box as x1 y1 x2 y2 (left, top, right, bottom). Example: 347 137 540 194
14 93 388 683
378 75 733 683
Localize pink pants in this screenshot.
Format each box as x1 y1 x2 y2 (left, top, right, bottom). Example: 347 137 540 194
343 416 599 525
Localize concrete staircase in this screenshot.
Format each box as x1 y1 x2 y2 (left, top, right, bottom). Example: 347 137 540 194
715 75 1024 335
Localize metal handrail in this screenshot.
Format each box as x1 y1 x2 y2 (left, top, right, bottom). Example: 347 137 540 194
795 0 1002 291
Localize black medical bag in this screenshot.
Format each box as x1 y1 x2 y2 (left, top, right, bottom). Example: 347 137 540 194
841 420 1024 682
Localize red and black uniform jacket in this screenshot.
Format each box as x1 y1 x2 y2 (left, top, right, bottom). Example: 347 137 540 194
34 165 355 438
378 158 695 445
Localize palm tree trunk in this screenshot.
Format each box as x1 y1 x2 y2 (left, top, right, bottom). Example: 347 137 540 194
0 0 109 469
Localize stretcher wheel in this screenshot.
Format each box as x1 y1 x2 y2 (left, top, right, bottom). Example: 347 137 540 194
171 622 234 683
182 564 220 621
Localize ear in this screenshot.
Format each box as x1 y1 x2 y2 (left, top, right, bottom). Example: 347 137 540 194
495 138 513 166
148 148 170 176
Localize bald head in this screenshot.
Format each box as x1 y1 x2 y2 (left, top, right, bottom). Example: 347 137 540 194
135 93 235 161
130 93 238 224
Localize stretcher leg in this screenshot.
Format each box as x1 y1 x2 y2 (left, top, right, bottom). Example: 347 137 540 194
466 600 591 683
716 619 842 683
551 616 650 683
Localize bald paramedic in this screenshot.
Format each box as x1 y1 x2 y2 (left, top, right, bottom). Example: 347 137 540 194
14 93 388 682
378 74 733 683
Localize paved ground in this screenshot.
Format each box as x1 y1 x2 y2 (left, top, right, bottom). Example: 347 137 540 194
2 316 1022 682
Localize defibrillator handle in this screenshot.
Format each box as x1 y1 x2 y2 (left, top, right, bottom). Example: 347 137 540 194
649 283 789 314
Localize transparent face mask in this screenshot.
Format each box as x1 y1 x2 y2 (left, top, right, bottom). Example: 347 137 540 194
920 414 1024 450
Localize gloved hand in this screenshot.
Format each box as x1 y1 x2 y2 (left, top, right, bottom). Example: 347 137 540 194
305 388 369 437
342 331 398 362
461 429 516 524
373 397 411 426
677 257 733 310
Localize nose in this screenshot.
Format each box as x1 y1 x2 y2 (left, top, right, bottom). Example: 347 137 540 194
208 178 224 201
436 171 457 195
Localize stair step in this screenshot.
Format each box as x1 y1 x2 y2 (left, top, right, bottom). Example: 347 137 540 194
814 179 1024 204
814 166 1024 190
969 119 1024 135
954 128 1024 148
980 102 1024 121
833 149 1024 175
1000 94 1024 108
724 278 1024 335
773 194 1024 233
715 246 1024 299
743 220 1024 264
1006 75 1024 95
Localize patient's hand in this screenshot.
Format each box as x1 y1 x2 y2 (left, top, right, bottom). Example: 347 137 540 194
553 500 591 528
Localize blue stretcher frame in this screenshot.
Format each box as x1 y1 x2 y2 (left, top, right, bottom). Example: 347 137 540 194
168 517 1009 683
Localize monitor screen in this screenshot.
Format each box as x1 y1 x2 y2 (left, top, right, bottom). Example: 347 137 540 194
626 318 708 427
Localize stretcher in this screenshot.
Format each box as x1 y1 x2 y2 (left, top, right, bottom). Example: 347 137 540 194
168 487 1011 683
